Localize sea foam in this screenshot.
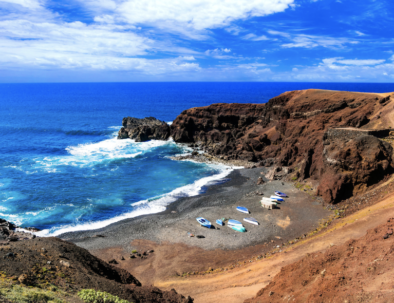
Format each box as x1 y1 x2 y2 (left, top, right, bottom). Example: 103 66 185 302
36 163 240 237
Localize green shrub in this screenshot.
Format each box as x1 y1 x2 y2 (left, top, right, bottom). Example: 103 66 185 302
78 289 132 303
131 250 137 254
0 283 64 302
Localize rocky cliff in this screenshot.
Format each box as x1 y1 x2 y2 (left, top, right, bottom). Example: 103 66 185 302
118 90 394 203
170 89 394 203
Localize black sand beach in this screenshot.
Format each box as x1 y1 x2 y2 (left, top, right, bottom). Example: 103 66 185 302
61 167 331 252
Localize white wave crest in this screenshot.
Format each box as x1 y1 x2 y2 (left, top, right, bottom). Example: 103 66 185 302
32 138 174 170
36 164 240 237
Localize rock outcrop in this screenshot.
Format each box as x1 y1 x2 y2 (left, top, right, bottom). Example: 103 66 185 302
170 90 394 203
0 218 38 243
118 90 394 203
317 130 393 203
118 117 170 142
0 236 193 303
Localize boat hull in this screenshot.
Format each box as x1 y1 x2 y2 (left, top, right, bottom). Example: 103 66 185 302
236 206 249 214
270 195 284 202
228 219 243 227
231 225 246 232
275 191 287 197
243 218 259 225
216 219 224 226
196 217 212 228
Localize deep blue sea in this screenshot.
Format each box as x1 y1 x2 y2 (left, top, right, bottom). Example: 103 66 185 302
0 82 393 236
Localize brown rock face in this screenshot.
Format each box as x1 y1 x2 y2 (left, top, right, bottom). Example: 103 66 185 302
170 89 394 203
317 132 393 203
244 219 394 303
118 117 170 142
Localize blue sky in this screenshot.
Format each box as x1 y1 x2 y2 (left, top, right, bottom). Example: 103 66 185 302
1 0 394 82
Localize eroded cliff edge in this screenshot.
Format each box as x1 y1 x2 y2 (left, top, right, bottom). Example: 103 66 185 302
119 89 394 204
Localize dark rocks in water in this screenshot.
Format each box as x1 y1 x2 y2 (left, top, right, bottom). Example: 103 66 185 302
0 218 37 242
118 117 170 142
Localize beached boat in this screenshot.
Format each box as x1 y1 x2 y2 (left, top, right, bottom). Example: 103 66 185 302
261 197 278 204
261 197 277 209
196 217 212 228
231 225 246 232
243 217 259 225
227 219 243 227
275 191 287 197
236 206 249 214
216 219 224 226
270 195 284 202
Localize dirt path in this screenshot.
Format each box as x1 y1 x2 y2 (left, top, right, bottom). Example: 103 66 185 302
155 193 394 303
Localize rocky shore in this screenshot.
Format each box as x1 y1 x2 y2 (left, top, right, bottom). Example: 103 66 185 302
118 89 394 204
3 89 394 303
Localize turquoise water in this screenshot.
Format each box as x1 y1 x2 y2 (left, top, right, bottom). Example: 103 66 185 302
0 82 393 236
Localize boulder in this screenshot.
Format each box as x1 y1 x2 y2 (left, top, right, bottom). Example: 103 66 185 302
118 117 170 142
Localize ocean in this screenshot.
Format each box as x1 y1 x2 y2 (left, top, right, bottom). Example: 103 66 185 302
0 82 393 236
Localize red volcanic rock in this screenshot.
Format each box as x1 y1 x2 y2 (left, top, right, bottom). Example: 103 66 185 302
317 132 393 203
170 89 394 203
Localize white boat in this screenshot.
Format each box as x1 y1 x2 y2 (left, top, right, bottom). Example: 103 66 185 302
270 195 284 202
261 197 278 204
261 198 277 209
243 217 259 225
227 219 243 227
236 206 249 214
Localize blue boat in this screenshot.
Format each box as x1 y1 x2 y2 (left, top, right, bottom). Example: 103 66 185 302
270 195 284 202
275 191 287 197
236 206 249 214
227 219 243 227
196 217 212 228
216 219 224 226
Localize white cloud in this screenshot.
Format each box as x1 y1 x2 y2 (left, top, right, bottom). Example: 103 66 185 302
335 59 385 66
243 33 270 41
0 0 43 9
278 56 394 82
225 25 243 35
205 48 234 59
0 17 204 74
268 31 359 49
80 0 295 38
355 30 365 36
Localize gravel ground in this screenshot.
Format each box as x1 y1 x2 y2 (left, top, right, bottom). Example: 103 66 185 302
61 167 330 251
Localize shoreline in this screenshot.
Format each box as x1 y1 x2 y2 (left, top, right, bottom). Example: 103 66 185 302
60 166 331 253
35 150 240 237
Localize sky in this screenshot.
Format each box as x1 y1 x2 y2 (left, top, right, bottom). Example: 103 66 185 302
1 0 394 82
